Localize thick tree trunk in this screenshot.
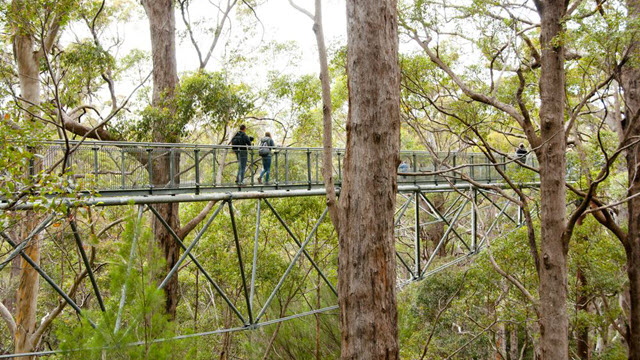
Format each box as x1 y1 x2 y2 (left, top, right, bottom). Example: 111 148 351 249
576 268 590 360
338 0 401 358
533 1 569 359
621 1 640 359
141 0 181 319
621 39 640 360
14 229 40 360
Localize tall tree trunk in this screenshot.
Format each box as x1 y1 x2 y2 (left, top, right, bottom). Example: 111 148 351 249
620 1 640 358
13 15 42 359
14 231 40 360
621 0 640 353
576 268 590 360
533 0 569 359
141 0 181 319
338 0 401 358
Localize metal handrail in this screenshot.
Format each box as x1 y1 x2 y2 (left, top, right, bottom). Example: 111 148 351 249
2 140 541 198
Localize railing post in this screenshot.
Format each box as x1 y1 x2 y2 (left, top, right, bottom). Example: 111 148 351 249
92 147 99 181
170 148 175 188
194 148 200 195
284 149 289 185
470 154 475 181
212 148 217 186
121 148 126 189
274 151 279 189
337 152 342 181
412 152 417 185
472 187 477 252
250 149 255 186
518 204 523 226
315 152 319 183
147 148 153 194
453 153 457 184
415 191 421 279
306 148 312 190
27 146 35 178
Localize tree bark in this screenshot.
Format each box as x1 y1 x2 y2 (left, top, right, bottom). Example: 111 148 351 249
620 1 640 358
620 0 640 352
576 268 590 360
12 4 44 357
141 0 181 319
533 1 569 359
14 232 40 360
338 0 401 358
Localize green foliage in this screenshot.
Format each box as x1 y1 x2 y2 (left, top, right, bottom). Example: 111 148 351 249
56 210 181 359
134 71 254 142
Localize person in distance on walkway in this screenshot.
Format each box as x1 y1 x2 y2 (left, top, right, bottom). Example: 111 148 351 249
515 143 528 164
231 124 253 185
257 132 275 184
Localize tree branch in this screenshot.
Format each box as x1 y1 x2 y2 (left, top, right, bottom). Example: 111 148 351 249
0 301 16 340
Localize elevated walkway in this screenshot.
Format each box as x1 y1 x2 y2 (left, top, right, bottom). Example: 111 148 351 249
3 140 538 208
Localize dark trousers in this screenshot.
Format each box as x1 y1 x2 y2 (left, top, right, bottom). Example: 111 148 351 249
259 156 272 183
236 151 248 184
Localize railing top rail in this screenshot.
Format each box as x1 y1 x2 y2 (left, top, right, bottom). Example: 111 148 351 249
24 139 508 157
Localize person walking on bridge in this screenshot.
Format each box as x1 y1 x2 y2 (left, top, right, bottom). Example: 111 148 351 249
258 132 275 184
231 124 253 185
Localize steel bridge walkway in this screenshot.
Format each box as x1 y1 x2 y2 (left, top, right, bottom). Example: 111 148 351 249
0 140 538 358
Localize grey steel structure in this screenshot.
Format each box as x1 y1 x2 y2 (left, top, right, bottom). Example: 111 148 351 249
0 140 538 358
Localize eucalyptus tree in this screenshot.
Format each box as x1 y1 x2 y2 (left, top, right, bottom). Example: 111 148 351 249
619 0 640 356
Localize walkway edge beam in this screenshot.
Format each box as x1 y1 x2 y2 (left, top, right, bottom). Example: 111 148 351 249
0 183 541 210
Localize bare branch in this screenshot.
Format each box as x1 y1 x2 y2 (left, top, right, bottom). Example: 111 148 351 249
0 301 16 340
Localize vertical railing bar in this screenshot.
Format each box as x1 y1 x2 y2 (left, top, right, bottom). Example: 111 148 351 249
337 152 342 181
250 149 255 187
194 148 200 195
274 151 279 189
170 148 175 188
306 148 312 190
471 187 478 252
92 147 99 181
284 150 289 185
415 190 421 279
121 148 126 189
212 148 217 186
147 148 153 194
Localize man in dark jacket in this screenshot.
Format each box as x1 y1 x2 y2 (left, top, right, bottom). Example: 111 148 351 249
231 124 253 185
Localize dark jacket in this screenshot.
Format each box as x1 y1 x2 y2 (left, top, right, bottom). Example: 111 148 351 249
232 131 252 151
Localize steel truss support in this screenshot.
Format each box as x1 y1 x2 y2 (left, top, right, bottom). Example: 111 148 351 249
421 196 468 278
0 214 54 271
420 192 471 252
68 211 105 312
147 202 246 324
255 206 329 324
0 232 97 328
264 199 338 296
478 190 519 225
115 206 143 332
